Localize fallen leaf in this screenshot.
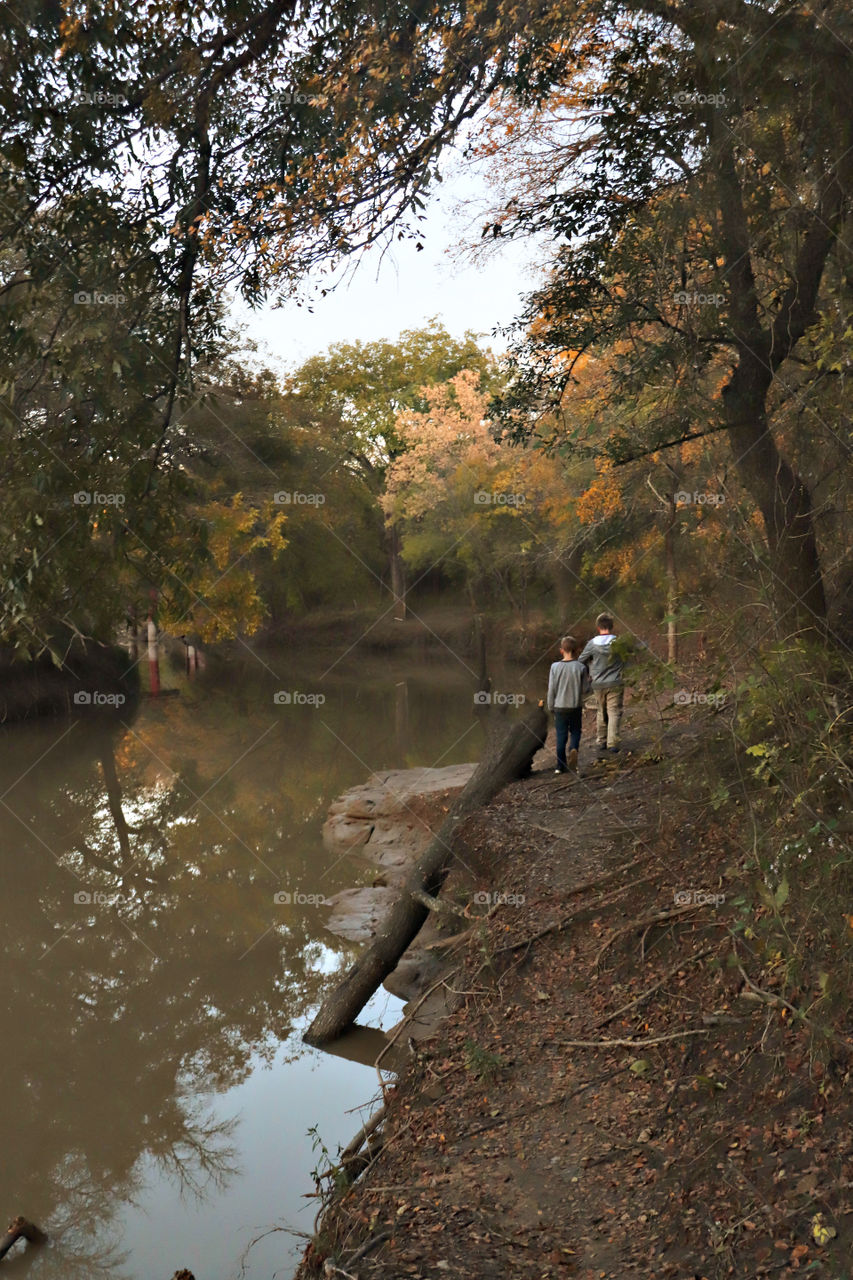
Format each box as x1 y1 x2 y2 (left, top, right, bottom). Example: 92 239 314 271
811 1212 836 1245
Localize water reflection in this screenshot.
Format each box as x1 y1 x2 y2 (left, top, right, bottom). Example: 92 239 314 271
0 647 537 1277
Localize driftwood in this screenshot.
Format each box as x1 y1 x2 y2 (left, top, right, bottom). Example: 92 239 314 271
0 1217 47 1261
338 1105 387 1180
341 1104 386 1163
304 703 547 1046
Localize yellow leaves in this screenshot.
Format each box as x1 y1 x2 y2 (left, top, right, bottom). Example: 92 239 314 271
576 458 624 524
163 495 287 643
811 1213 836 1246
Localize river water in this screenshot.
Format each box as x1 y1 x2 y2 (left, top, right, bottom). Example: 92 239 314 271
2 640 539 1279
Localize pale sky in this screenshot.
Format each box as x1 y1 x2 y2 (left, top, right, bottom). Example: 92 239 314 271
229 157 547 371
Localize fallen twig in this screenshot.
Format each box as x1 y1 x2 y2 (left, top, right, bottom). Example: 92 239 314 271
423 855 654 960
561 851 652 897
596 947 714 1027
736 962 853 1054
338 1105 386 1175
374 965 463 1083
556 1028 709 1048
492 874 656 957
594 904 703 968
343 1228 392 1266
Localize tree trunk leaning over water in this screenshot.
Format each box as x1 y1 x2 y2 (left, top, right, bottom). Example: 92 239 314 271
0 1217 47 1261
303 702 547 1047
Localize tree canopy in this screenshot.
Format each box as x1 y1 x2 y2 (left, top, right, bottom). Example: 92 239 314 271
1 0 850 649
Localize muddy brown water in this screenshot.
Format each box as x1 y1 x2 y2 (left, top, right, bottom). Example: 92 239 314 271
0 642 542 1279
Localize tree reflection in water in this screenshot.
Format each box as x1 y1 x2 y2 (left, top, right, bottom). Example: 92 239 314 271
0 694 345 1277
0 653 491 1277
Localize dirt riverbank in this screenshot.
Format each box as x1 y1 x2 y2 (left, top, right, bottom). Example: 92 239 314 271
297 698 852 1280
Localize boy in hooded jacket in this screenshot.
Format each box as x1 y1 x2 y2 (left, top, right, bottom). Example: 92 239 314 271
579 613 627 754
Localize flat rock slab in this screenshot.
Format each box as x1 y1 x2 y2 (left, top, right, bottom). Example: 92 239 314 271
321 763 476 946
326 764 476 822
322 764 477 865
325 886 399 942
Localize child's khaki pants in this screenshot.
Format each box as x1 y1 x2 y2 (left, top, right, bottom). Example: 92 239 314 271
594 685 624 748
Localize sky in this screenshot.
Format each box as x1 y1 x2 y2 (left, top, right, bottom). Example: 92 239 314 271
229 157 547 371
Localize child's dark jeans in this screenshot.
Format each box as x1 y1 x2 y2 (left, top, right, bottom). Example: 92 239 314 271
554 707 583 768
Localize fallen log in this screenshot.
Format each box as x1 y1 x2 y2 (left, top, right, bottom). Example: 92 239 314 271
0 1217 47 1262
340 1104 386 1170
304 703 547 1046
323 1104 391 1191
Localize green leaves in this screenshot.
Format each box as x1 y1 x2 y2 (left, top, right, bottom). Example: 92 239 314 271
775 878 790 910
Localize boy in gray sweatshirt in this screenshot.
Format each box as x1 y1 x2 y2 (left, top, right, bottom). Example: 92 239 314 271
579 613 628 753
547 635 592 773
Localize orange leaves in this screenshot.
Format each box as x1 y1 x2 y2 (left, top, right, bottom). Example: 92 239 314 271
383 371 501 521
576 458 624 524
57 14 84 55
592 545 635 582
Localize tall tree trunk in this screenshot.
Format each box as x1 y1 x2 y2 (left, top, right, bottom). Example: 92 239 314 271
388 522 407 620
474 613 489 693
664 491 678 663
708 115 841 633
394 678 408 756
722 366 827 632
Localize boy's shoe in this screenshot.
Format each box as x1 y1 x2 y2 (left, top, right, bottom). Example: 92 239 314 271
554 766 567 774
567 748 578 772
608 745 620 754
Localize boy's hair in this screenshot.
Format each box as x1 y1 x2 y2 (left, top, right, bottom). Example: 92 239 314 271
595 613 614 632
559 634 578 656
